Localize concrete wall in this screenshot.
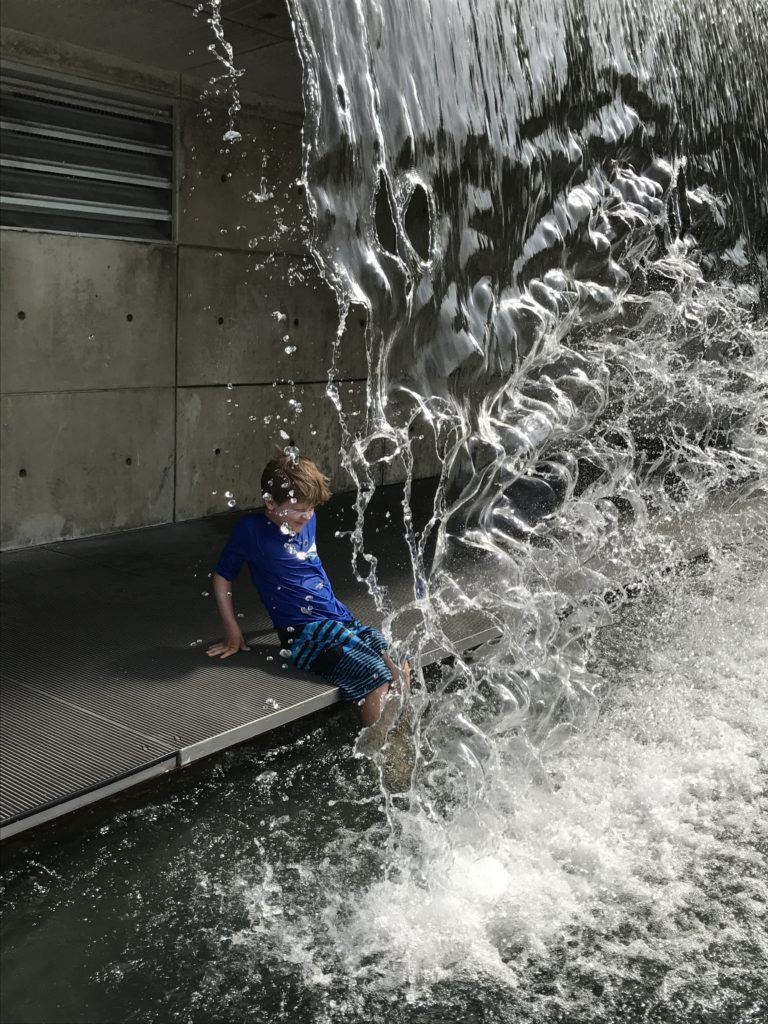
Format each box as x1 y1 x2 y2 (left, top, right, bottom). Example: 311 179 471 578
0 28 375 550
0 232 177 547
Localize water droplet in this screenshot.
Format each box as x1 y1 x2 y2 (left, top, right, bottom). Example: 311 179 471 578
227 499 236 508
222 128 242 144
314 582 324 590
201 591 209 597
225 491 233 498
300 606 312 615
226 382 233 390
279 649 291 659
284 345 297 355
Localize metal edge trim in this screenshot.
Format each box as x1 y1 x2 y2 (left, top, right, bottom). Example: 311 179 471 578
420 626 503 667
0 754 177 841
177 687 341 766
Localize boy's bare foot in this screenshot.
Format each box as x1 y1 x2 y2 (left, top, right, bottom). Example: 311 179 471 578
355 694 416 791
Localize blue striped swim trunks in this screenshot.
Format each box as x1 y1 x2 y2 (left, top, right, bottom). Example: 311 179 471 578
283 618 391 702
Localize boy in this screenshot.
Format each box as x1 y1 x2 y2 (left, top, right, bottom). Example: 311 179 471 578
207 453 409 727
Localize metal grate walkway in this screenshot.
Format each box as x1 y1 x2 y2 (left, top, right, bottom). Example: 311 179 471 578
0 481 493 840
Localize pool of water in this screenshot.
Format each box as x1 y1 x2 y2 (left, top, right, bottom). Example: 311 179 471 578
2 523 766 1024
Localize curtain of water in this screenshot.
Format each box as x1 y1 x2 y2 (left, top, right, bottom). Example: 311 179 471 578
269 0 768 1015
284 5 766 753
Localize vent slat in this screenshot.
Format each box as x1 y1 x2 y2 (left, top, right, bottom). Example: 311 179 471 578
1 73 173 122
1 195 173 222
2 129 172 181
2 166 172 210
0 156 172 189
0 119 173 156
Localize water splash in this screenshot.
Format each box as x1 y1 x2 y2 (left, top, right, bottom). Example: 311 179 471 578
196 0 244 145
277 0 768 1013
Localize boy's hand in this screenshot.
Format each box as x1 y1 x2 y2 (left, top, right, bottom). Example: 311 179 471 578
206 633 250 659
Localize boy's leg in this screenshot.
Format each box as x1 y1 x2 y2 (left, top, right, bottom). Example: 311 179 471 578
303 619 410 728
359 655 410 727
359 680 392 727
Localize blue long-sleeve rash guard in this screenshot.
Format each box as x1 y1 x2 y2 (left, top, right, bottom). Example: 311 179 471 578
214 512 353 629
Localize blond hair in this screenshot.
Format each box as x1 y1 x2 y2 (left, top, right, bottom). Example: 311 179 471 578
261 454 332 507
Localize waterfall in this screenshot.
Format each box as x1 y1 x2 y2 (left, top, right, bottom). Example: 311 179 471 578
255 0 768 1016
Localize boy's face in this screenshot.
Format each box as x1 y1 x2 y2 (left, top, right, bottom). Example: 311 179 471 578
266 497 315 533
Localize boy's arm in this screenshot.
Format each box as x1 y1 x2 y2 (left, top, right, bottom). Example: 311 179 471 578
206 572 250 658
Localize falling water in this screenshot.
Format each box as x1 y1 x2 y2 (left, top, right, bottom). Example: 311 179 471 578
278 0 768 1018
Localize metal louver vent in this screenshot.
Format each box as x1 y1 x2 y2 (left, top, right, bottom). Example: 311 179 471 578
0 65 174 242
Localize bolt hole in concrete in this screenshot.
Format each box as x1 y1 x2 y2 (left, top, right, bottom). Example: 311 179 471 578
217 316 225 325
18 469 27 478
214 448 221 455
126 313 133 322
293 318 300 326
221 173 231 183
17 310 26 320
125 458 132 466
